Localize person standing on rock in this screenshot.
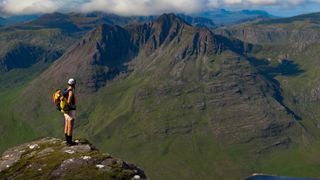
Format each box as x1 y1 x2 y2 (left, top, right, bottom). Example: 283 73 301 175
64 78 77 146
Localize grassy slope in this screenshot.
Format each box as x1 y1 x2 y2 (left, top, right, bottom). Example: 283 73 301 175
0 63 49 153
1 69 319 179
77 73 318 179
208 15 320 178
72 51 308 179
0 89 36 153
216 14 320 137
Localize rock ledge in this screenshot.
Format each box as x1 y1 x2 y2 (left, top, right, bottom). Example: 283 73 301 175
0 137 147 179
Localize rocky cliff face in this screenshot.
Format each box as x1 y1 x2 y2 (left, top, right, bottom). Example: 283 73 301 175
0 137 146 179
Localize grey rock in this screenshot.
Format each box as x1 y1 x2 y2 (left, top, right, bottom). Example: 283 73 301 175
37 147 55 158
61 144 92 154
1 137 147 179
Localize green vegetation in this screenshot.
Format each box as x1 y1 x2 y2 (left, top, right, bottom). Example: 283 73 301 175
0 63 47 153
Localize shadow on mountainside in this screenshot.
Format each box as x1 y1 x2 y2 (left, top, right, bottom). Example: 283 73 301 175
247 56 304 121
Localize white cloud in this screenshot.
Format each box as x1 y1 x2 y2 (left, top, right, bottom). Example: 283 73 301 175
1 0 60 14
80 0 207 16
0 0 319 16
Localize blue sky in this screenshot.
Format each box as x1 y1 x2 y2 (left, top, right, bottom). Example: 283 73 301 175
233 2 320 17
0 0 319 17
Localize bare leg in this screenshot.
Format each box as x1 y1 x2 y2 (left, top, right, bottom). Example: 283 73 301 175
67 119 73 136
67 120 70 136
70 119 74 135
64 119 68 134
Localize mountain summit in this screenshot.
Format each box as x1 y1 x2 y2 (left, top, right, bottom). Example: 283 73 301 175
0 137 147 179
30 13 249 93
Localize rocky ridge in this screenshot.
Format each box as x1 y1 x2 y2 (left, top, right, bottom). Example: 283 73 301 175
0 137 146 179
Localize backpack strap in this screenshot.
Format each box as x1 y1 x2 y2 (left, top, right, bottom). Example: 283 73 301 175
62 88 69 97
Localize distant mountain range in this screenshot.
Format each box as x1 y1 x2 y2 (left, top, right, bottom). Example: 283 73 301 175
0 9 276 27
0 15 40 26
196 9 277 25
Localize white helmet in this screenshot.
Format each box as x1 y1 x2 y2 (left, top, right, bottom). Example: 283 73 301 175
68 78 76 86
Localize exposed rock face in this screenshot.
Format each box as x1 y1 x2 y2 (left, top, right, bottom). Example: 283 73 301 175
0 137 147 179
39 23 137 93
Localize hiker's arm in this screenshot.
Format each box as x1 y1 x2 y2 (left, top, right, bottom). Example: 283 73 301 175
68 91 73 105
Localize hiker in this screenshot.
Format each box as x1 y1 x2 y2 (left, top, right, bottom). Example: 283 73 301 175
64 78 77 146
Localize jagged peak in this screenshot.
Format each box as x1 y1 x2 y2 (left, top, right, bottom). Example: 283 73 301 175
83 23 129 44
41 22 135 93
155 13 190 26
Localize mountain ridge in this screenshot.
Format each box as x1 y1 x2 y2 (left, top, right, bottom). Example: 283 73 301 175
19 13 302 149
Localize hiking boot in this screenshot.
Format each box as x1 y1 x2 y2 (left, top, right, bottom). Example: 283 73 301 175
66 135 72 146
66 135 78 146
65 133 68 142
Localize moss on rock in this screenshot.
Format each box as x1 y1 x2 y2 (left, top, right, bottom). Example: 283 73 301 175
0 137 146 180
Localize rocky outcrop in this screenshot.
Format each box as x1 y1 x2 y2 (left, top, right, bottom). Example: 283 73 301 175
0 137 146 180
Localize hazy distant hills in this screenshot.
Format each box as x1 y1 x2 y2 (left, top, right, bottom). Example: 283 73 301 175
0 15 40 26
0 9 275 27
196 9 276 25
215 12 320 45
1 11 320 180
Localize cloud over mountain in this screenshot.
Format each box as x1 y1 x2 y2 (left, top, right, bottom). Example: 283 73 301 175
0 0 319 15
